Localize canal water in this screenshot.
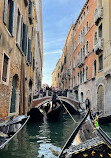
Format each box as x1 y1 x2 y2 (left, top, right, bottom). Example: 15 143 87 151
0 113 111 158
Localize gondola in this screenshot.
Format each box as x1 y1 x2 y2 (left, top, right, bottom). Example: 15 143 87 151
47 101 61 120
38 100 61 120
0 115 30 150
58 109 111 158
92 111 111 124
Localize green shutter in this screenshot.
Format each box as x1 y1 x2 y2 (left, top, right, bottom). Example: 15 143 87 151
9 0 15 36
22 24 28 55
3 0 8 25
20 16 23 48
28 38 31 64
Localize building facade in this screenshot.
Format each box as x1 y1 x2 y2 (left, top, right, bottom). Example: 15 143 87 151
0 0 43 117
52 0 111 115
34 0 43 94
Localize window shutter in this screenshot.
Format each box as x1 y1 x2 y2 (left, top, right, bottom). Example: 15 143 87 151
20 16 23 49
3 0 8 25
22 24 28 55
9 0 15 36
28 38 31 64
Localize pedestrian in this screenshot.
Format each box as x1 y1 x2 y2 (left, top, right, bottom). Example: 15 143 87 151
85 97 90 110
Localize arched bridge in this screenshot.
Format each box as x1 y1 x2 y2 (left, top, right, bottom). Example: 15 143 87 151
32 96 80 112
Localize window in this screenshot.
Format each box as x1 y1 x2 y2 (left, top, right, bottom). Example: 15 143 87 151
86 21 89 33
86 5 89 13
24 0 28 6
83 45 85 59
78 35 80 44
3 0 15 36
22 23 28 55
94 60 96 76
28 0 33 24
2 54 9 82
78 72 80 85
86 66 88 80
99 55 103 71
98 24 102 38
81 30 83 44
16 9 20 43
86 41 89 55
83 27 85 42
80 71 82 84
83 68 85 82
27 38 31 65
83 12 85 19
94 31 98 44
64 56 66 64
77 51 80 65
81 92 84 102
81 48 82 63
73 76 75 87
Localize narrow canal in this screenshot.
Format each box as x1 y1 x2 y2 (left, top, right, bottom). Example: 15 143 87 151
0 113 111 158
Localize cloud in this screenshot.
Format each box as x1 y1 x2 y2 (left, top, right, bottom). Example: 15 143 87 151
44 49 62 56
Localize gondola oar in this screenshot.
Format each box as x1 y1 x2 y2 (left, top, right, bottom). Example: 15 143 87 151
58 97 76 124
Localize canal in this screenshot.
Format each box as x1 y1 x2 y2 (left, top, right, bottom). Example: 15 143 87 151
0 113 111 158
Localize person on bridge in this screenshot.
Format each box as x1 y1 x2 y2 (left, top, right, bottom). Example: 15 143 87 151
52 91 57 109
85 97 90 110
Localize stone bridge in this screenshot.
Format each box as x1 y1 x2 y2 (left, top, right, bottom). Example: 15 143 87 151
32 96 80 112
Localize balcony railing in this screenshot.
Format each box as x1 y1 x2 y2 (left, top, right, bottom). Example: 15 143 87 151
94 7 103 25
94 37 104 55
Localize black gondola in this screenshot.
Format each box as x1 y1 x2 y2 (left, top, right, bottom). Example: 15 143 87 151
38 100 61 120
58 109 111 158
0 115 30 150
47 101 61 120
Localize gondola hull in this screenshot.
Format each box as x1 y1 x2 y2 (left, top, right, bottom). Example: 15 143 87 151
99 114 111 124
47 103 61 120
58 110 111 158
0 115 30 150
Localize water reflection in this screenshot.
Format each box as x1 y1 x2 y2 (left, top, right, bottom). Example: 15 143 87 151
0 114 84 158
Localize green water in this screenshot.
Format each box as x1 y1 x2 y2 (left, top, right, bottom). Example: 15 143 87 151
0 114 82 158
0 114 111 158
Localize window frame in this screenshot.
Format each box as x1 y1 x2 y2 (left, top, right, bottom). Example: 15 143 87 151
1 52 10 85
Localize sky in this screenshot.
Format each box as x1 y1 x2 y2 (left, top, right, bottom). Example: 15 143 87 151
42 0 85 87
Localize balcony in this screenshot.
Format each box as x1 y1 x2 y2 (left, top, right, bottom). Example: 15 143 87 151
94 37 104 55
94 7 103 26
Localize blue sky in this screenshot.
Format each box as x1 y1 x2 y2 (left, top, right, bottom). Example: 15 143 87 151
42 0 85 87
